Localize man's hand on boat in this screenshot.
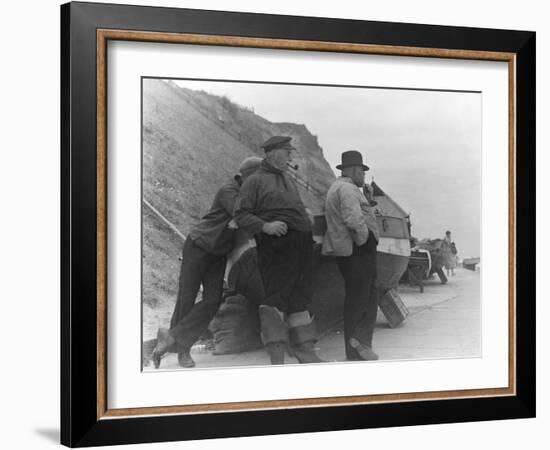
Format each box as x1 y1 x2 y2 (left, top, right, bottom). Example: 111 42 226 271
262 221 288 236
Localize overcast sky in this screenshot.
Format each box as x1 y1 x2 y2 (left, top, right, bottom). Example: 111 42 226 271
174 79 481 258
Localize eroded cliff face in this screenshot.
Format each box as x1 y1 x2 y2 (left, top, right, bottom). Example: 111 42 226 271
142 79 335 311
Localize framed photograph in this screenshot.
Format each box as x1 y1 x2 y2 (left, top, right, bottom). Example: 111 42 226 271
61 1 535 447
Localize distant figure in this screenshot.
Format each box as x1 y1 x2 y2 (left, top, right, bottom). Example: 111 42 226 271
322 150 380 361
447 241 458 276
151 156 262 369
443 231 457 277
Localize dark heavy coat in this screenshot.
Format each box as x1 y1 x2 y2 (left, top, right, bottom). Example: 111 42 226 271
234 160 311 235
189 179 240 255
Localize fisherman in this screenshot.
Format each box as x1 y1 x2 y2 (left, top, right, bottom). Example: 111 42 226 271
234 135 323 365
322 150 380 361
151 156 263 369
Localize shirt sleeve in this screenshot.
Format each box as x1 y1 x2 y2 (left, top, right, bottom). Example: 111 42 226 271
233 177 265 235
339 184 369 245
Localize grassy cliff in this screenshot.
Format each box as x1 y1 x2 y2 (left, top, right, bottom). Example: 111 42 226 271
142 79 335 337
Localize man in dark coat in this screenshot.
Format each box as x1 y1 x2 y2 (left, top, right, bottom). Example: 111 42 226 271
152 156 262 369
234 136 323 365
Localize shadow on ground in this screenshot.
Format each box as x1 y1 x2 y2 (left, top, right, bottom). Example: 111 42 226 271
34 428 59 444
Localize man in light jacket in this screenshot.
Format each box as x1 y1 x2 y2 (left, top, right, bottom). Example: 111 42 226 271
322 150 380 361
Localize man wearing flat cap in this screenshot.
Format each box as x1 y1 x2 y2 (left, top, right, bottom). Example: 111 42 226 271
234 135 323 365
322 150 380 361
152 156 263 369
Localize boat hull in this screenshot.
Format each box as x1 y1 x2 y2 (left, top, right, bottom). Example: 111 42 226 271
377 250 410 294
376 236 411 293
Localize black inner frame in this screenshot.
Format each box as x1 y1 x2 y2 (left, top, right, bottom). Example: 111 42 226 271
61 2 535 447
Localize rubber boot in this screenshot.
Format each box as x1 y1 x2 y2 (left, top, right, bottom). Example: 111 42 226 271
177 349 196 368
259 305 289 365
292 341 325 364
288 314 325 364
265 342 286 365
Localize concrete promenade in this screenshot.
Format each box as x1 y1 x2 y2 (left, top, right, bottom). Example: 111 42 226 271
146 267 480 371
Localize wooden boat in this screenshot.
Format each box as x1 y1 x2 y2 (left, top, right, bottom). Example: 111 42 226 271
462 257 480 271
406 239 451 286
370 182 411 294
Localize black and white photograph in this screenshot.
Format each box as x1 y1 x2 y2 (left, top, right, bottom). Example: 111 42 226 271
141 78 481 371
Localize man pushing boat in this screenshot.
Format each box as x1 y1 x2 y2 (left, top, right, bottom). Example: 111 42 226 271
151 156 263 369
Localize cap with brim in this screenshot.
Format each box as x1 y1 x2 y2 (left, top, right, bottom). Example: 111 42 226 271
261 135 296 152
336 150 369 171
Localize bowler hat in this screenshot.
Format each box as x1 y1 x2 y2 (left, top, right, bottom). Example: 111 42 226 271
261 135 295 152
336 150 369 171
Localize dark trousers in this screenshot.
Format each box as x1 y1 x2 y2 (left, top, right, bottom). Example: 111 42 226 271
169 238 226 351
255 230 313 314
337 235 378 358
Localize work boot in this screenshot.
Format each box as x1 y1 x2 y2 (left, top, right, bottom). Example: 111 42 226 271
177 350 195 368
266 342 286 365
152 328 175 369
349 338 379 361
346 352 362 362
291 341 325 364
